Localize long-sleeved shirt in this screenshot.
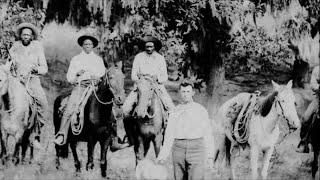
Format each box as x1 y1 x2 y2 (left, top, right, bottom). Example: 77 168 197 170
9 40 48 75
157 102 215 161
67 51 105 83
131 51 168 83
310 65 319 90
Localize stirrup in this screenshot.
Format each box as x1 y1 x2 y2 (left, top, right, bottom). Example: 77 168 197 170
53 134 65 146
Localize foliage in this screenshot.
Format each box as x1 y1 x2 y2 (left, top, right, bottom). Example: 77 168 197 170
0 1 45 61
223 0 314 76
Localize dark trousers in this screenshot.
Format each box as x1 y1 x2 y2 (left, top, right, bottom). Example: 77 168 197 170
172 138 205 180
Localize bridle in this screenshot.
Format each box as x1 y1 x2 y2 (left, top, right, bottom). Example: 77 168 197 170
274 95 295 132
92 69 121 106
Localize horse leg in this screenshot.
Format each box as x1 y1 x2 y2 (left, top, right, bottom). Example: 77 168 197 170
153 134 163 157
86 138 97 171
312 148 319 179
100 138 111 177
1 134 9 165
225 137 235 180
12 142 20 165
134 135 145 165
143 138 151 157
261 146 274 179
250 145 259 180
70 141 81 173
21 140 28 164
0 131 6 160
29 144 34 164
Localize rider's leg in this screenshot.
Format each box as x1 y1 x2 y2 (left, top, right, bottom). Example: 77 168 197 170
122 90 138 118
27 78 48 148
54 86 85 145
297 99 318 153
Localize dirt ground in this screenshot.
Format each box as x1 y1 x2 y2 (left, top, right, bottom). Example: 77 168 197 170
0 77 317 180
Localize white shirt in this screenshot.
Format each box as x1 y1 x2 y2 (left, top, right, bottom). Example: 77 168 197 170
67 51 106 83
9 40 48 75
131 51 168 83
157 102 215 161
310 65 319 90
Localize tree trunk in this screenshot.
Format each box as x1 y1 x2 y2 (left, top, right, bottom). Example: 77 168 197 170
206 55 224 118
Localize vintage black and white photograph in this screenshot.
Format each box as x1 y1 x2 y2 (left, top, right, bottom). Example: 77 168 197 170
0 0 319 179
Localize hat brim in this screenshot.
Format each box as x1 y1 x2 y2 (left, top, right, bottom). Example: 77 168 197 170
77 35 99 48
141 36 162 52
16 23 39 40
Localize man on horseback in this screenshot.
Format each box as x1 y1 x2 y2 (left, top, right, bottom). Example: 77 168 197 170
8 22 48 148
157 80 214 180
296 65 319 153
53 34 127 150
122 36 175 119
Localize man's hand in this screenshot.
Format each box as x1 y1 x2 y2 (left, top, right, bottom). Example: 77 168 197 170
76 70 86 76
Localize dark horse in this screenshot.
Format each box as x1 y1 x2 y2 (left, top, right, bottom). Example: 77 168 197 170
310 87 320 179
123 75 165 164
54 66 126 177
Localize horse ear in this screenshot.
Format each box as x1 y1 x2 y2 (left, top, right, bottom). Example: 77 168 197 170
286 80 293 89
271 80 280 90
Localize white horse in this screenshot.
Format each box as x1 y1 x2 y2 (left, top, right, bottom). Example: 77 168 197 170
0 62 35 164
213 80 301 179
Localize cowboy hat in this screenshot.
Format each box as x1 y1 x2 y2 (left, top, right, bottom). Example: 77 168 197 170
77 34 99 48
141 36 162 52
16 22 39 40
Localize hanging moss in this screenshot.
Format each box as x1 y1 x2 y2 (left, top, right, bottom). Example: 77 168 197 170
45 0 113 27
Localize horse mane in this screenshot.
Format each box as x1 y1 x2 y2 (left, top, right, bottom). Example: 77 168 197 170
258 91 278 117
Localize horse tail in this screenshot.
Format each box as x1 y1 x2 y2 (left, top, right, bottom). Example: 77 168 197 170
213 133 227 164
53 95 68 159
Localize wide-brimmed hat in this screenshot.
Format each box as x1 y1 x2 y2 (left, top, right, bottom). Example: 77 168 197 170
141 36 162 51
16 22 39 40
77 34 99 48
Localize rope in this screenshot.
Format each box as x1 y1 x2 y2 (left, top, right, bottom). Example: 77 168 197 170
92 80 114 105
233 94 257 144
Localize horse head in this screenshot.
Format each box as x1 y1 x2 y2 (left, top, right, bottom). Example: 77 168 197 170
134 75 156 119
272 80 301 130
104 66 126 106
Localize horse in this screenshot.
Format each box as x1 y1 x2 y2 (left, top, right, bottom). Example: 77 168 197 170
310 88 320 179
53 66 126 177
123 75 165 165
213 80 301 180
0 62 38 165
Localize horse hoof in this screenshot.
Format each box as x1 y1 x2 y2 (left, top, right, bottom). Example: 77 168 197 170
86 163 94 170
12 157 19 165
101 163 107 177
101 171 106 177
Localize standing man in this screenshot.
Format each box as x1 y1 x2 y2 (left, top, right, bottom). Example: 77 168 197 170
122 36 175 118
9 22 48 148
296 65 319 153
53 34 127 150
157 80 214 180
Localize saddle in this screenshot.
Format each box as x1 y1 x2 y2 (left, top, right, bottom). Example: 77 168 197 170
226 92 260 144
